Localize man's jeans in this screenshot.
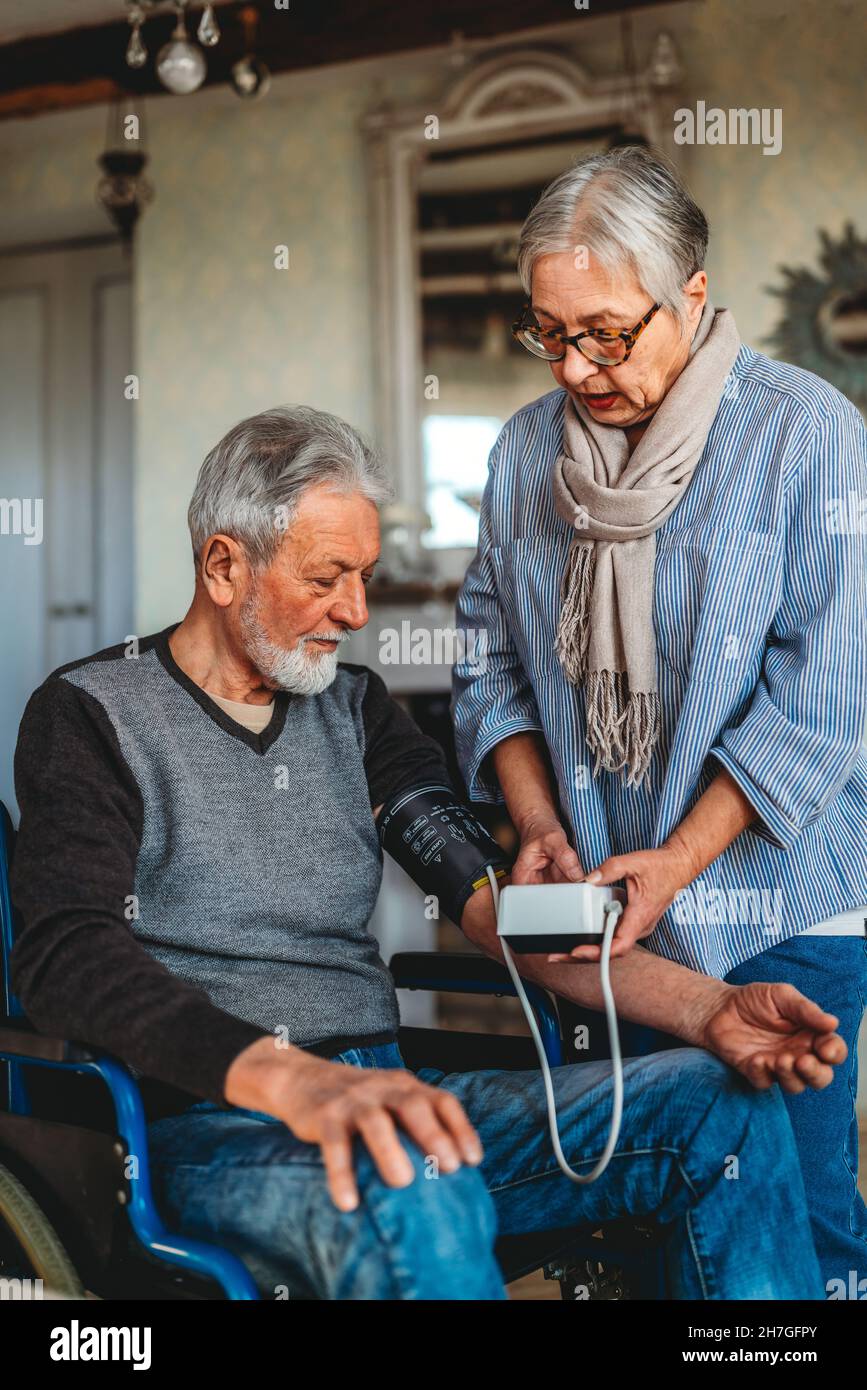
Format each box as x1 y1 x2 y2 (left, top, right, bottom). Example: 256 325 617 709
146 1043 824 1300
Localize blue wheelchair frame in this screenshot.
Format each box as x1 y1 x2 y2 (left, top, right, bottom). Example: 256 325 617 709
0 804 261 1298
2 801 605 1300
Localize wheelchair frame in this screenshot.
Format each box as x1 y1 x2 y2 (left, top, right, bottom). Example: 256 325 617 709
0 801 666 1300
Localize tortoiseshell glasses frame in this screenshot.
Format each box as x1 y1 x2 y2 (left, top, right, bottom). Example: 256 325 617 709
512 301 662 365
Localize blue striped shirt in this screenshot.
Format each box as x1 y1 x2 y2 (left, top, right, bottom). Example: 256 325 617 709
452 344 867 977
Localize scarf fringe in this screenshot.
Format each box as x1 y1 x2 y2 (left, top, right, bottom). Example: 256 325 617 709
554 541 594 681
555 542 659 787
585 670 660 789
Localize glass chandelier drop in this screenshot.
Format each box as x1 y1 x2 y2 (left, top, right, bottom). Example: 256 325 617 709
230 5 270 100
124 2 222 95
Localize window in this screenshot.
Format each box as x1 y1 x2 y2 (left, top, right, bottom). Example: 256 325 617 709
422 415 502 549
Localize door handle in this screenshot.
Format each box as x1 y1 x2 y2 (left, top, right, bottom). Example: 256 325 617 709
47 603 93 618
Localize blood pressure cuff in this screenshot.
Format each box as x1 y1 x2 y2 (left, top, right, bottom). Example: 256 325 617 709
378 783 512 926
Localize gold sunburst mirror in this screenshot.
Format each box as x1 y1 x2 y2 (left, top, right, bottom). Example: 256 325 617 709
764 223 867 409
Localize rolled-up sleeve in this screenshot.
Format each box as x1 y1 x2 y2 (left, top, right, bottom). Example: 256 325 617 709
708 404 867 850
451 436 544 802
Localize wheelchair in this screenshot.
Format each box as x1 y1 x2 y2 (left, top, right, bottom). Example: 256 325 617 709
0 801 667 1301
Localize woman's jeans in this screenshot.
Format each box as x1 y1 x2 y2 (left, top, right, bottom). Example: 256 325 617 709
616 934 867 1299
728 935 867 1298
146 1040 825 1300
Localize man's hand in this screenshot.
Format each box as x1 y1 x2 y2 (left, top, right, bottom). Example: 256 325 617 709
512 815 584 886
690 981 847 1092
224 1037 483 1213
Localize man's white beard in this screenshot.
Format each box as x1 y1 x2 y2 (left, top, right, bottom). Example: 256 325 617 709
239 592 349 696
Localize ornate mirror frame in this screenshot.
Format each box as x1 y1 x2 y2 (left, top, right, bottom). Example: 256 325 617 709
362 47 681 521
765 223 867 412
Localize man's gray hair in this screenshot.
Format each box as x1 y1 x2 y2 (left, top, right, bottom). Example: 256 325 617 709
516 145 709 328
188 405 393 571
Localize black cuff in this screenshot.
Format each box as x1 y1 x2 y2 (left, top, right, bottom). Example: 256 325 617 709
378 783 513 925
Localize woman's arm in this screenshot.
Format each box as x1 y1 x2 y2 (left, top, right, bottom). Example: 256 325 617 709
489 739 756 959
568 767 757 960
491 730 560 835
705 406 867 851
662 768 756 880
451 429 587 882
492 731 584 883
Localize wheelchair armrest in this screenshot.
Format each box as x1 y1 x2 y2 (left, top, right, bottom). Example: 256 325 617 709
0 1016 97 1064
390 950 563 1067
0 1019 259 1299
390 950 514 992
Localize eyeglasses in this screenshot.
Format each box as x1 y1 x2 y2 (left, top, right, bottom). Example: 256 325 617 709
512 301 662 366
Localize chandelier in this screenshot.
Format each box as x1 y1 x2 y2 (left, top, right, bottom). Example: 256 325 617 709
125 1 221 95
124 2 270 99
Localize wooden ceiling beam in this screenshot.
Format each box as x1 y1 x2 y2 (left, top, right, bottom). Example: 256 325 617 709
0 0 686 120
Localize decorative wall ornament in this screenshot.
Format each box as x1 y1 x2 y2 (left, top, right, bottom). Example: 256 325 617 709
648 32 684 89
764 224 867 407
96 94 154 245
608 15 655 151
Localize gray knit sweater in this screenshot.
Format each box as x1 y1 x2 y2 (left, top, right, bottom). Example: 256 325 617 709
10 625 451 1111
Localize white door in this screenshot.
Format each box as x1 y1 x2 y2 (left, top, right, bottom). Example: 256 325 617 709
0 242 134 816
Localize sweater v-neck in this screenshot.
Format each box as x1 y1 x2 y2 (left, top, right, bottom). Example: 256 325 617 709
153 624 290 755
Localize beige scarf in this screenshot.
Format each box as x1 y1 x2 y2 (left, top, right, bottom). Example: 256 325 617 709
551 300 741 788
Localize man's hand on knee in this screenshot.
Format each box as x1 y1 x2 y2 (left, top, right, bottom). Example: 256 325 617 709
224 1038 483 1212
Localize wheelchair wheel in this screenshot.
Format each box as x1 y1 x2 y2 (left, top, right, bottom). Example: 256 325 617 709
0 1161 87 1298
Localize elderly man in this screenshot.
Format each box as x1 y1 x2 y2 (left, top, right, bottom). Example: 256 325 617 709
10 406 847 1301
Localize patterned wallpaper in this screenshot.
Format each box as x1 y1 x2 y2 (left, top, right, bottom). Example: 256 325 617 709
675 0 867 348
0 0 863 630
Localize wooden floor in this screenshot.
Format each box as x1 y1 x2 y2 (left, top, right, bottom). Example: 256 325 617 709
509 1124 867 1300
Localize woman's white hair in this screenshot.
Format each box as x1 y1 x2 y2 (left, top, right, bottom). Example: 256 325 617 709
188 405 392 572
516 145 709 328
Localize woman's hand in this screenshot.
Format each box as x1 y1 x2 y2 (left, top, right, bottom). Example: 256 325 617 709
511 815 584 886
547 841 695 963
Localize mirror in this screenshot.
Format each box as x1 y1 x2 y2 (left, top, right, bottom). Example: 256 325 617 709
820 288 867 358
766 223 867 410
417 135 612 549
364 47 676 574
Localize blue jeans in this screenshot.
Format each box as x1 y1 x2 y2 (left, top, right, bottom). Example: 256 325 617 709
613 935 867 1298
728 935 867 1297
146 1041 824 1300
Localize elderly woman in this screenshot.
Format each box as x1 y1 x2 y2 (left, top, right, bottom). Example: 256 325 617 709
453 145 867 1295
